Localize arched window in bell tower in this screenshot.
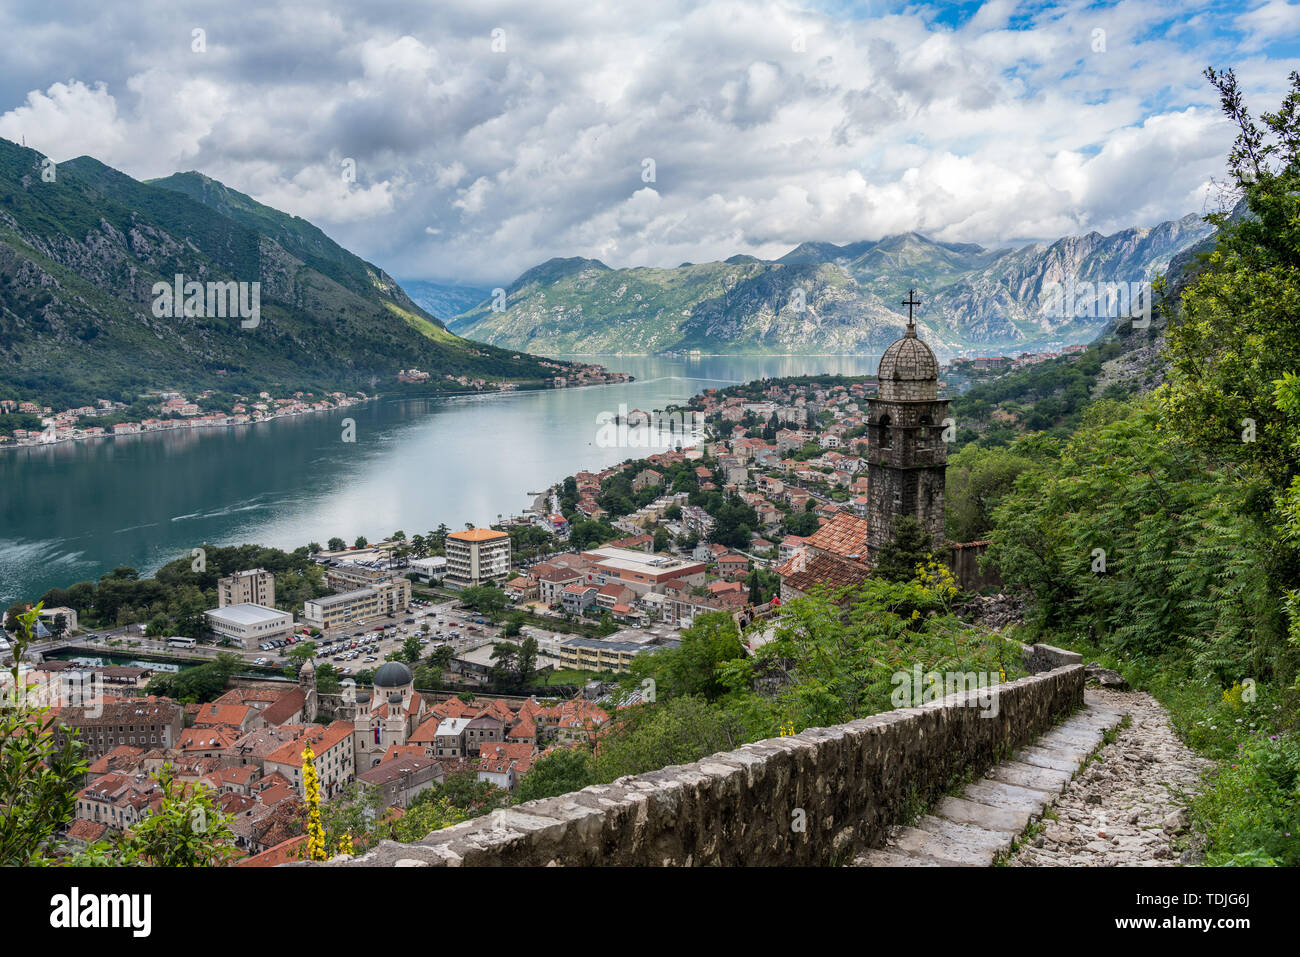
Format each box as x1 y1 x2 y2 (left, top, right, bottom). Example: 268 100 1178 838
918 414 932 450
879 414 892 448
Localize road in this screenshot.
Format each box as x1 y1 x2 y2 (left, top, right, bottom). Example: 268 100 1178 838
15 597 505 677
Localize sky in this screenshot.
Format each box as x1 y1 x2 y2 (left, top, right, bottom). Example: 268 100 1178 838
0 0 1297 286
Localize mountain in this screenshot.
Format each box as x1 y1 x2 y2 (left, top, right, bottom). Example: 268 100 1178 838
398 279 493 321
448 217 1215 359
1087 199 1246 397
148 170 434 324
947 199 1241 445
0 138 568 409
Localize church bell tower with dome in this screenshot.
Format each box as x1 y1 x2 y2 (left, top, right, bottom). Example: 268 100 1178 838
866 289 949 561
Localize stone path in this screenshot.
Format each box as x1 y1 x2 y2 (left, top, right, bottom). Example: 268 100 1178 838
854 688 1208 867
1008 688 1212 866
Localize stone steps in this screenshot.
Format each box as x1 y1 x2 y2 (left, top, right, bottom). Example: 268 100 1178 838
855 694 1126 867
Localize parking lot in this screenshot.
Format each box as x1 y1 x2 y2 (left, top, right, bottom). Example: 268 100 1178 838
261 597 502 675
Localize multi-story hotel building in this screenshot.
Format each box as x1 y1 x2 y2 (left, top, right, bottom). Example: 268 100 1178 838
444 528 512 589
217 568 276 608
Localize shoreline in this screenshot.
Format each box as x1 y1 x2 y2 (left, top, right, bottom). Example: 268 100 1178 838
0 394 379 453
0 374 635 455
549 352 885 358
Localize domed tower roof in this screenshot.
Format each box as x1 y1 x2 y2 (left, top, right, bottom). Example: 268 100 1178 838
373 661 413 688
877 322 939 402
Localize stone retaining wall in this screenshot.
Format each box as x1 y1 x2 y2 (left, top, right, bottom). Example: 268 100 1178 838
310 662 1084 867
1021 641 1083 674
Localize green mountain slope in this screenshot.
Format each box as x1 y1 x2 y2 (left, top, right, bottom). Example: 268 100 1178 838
0 138 567 408
449 218 1215 358
148 170 432 324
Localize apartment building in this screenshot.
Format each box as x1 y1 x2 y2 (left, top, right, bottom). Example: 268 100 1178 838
356 754 443 812
74 772 160 832
444 528 512 589
535 565 586 605
325 562 400 593
52 696 184 761
36 605 79 635
217 569 276 608
300 578 411 630
262 721 356 800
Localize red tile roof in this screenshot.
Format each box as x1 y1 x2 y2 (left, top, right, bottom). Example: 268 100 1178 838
804 512 871 559
780 552 871 595
263 721 352 767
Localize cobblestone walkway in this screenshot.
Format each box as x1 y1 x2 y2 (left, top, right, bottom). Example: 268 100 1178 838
1008 687 1211 866
855 688 1209 866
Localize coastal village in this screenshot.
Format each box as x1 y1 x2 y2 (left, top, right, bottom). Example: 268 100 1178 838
0 390 371 448
0 359 630 449
4 332 1079 863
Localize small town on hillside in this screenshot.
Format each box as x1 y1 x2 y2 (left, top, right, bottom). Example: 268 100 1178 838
2 314 1028 864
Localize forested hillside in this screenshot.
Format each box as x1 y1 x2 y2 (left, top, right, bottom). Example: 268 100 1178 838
946 69 1300 865
0 139 570 410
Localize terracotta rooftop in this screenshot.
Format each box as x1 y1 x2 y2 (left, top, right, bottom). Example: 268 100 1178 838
804 512 871 560
780 552 872 595
447 528 510 543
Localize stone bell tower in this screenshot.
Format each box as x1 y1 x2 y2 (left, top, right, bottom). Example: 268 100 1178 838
299 657 318 723
866 289 949 561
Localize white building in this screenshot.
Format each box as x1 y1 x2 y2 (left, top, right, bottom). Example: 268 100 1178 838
444 528 512 589
300 578 411 630
409 556 447 582
204 603 293 649
37 606 79 636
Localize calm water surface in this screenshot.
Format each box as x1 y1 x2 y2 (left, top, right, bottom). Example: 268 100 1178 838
0 355 879 604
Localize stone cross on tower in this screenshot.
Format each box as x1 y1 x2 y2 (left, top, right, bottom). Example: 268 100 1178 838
901 288 921 335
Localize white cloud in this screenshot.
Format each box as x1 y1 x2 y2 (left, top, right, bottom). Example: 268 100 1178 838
0 0 1294 285
0 80 125 163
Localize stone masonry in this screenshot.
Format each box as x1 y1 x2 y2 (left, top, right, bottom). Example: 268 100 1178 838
306 656 1084 867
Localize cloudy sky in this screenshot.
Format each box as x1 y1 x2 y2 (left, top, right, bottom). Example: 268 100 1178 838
1 1 1297 286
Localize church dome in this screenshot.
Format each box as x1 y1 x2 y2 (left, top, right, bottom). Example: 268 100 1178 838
878 327 939 382
373 661 414 688
877 323 939 401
